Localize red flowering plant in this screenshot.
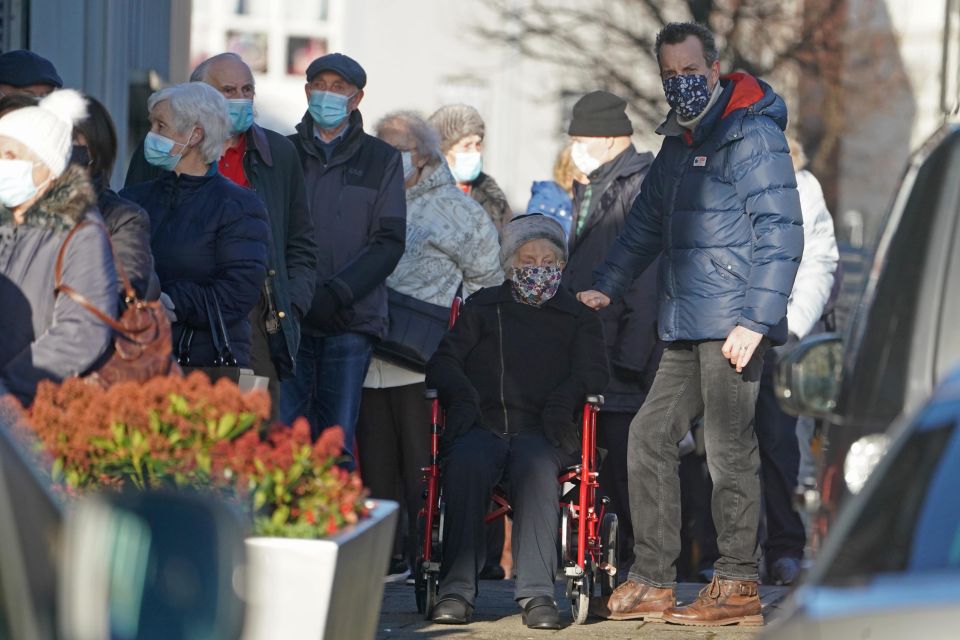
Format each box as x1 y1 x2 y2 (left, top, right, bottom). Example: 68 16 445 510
6 372 368 538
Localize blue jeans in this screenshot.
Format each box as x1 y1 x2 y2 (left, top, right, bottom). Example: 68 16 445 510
280 333 373 464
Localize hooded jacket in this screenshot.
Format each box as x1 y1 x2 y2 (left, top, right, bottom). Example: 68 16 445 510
563 146 661 413
289 110 406 340
0 165 117 404
594 73 803 344
120 171 269 367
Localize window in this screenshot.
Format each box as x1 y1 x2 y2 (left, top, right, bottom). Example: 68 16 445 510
822 421 960 584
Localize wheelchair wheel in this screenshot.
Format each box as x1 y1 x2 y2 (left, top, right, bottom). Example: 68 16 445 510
414 560 427 614
569 575 591 625
600 513 619 596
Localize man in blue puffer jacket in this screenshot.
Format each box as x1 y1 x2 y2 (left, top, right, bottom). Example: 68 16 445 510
579 22 802 626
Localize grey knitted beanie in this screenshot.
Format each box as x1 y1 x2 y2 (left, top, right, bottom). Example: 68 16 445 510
499 213 569 272
428 104 485 152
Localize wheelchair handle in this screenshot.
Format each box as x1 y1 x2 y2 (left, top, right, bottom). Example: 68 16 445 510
585 394 604 406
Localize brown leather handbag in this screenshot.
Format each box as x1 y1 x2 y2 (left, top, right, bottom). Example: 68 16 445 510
55 220 181 387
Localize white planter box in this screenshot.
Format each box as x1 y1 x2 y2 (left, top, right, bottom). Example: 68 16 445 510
242 500 398 640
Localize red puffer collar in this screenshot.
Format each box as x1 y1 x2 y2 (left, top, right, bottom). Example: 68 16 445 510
721 72 765 119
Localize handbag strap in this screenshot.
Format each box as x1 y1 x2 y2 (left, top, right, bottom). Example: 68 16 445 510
201 288 237 367
54 220 134 334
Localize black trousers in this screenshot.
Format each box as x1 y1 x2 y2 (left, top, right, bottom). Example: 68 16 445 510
596 411 635 574
439 428 575 605
755 350 805 565
248 298 280 423
355 383 431 565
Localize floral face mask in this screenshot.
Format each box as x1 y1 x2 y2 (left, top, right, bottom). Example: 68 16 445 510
663 73 711 121
511 264 563 307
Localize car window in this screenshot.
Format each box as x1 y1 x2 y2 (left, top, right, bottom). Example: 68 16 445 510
844 130 960 424
821 421 960 584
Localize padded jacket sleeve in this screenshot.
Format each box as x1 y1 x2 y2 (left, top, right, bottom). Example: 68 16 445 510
729 117 804 335
545 307 610 415
2 221 117 403
282 145 319 318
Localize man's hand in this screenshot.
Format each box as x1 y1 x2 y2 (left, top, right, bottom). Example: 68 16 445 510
721 325 764 373
577 290 611 310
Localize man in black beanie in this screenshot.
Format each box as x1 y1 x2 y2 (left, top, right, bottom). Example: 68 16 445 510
560 90 662 579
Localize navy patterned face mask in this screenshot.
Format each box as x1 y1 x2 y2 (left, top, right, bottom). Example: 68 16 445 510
663 74 711 120
510 265 562 306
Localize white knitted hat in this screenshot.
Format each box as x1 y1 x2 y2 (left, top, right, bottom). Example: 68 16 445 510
0 89 87 177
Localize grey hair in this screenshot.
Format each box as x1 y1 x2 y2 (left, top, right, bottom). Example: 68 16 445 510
427 104 485 153
147 82 230 164
375 110 443 164
189 52 251 84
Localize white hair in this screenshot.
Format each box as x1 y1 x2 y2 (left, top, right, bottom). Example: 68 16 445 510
375 110 443 164
147 82 230 164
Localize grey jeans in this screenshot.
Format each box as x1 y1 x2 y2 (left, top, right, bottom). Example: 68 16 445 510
627 339 766 586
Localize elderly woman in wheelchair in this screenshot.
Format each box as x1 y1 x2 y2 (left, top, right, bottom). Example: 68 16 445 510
425 214 609 629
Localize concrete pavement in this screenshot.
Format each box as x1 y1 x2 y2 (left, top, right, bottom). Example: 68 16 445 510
377 580 790 639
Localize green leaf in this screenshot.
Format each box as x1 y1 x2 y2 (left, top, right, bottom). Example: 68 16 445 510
253 489 267 511
271 504 290 526
51 458 64 482
217 413 237 439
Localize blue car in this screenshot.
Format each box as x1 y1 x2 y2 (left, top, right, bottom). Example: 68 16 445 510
764 367 960 638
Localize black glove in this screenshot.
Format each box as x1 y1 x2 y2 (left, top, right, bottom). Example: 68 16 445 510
303 284 349 331
440 400 478 454
543 405 581 454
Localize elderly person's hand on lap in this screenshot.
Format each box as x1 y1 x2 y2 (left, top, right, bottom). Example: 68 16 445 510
425 214 609 630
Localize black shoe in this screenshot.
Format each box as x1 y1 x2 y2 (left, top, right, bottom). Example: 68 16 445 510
478 564 506 580
522 596 562 630
431 594 473 625
384 557 409 583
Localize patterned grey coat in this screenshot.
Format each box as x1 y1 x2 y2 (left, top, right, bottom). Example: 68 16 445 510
387 162 502 306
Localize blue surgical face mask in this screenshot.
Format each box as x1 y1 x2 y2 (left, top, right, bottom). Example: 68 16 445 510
308 90 354 129
450 151 482 184
226 98 254 134
663 74 711 121
0 158 41 208
143 131 187 171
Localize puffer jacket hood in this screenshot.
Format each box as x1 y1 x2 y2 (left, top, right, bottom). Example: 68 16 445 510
594 72 803 345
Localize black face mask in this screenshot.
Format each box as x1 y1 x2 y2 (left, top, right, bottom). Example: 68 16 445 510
70 144 91 167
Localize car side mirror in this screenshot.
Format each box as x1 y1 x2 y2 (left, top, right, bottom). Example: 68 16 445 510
776 333 844 418
59 491 247 640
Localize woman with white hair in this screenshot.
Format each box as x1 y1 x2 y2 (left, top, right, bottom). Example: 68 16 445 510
356 110 502 579
425 214 609 629
120 82 269 368
0 89 117 405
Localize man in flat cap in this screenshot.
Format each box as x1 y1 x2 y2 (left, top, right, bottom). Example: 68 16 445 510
0 49 62 97
282 53 407 467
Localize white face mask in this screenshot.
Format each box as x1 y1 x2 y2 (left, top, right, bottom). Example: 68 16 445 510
0 158 42 208
401 151 417 182
571 141 602 176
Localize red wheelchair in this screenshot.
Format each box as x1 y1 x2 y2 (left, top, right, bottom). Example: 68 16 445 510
414 298 619 624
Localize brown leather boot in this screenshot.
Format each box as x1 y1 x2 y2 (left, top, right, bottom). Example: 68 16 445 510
604 580 675 621
662 576 763 626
